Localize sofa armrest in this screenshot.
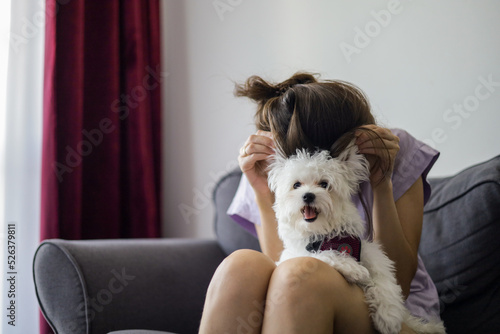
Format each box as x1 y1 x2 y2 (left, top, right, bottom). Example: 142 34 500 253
33 238 226 334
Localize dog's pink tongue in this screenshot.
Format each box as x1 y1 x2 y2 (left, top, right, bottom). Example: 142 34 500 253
303 206 316 219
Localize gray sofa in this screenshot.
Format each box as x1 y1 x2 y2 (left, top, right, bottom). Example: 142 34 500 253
33 156 500 334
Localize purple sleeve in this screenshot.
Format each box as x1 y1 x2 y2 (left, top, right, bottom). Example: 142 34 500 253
226 174 259 237
390 129 442 320
391 128 440 203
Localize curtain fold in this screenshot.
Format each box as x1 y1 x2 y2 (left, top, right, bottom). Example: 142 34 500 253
41 0 162 331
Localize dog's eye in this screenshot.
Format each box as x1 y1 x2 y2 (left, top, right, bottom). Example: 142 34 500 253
293 182 301 189
319 181 329 189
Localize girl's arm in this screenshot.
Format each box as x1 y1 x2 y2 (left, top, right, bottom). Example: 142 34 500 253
356 125 422 298
372 177 422 298
254 194 283 262
238 130 283 261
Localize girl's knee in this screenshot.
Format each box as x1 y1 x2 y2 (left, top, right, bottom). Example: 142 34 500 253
219 249 276 277
269 257 349 303
266 257 374 333
206 249 276 301
200 251 275 333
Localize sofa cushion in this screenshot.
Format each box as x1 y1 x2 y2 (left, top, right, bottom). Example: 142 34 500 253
420 155 500 333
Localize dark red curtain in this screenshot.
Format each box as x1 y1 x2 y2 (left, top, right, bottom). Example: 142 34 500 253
40 0 162 331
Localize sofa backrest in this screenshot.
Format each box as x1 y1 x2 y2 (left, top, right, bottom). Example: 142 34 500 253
212 169 260 255
420 155 500 333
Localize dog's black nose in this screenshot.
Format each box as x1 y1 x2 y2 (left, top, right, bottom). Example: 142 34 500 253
303 192 315 204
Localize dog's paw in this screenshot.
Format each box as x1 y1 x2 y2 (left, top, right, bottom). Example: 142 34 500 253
333 262 371 284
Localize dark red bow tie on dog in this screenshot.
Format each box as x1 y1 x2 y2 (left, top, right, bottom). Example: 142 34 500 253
306 235 362 262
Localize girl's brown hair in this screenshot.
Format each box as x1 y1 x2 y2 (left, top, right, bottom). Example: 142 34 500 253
235 72 388 179
235 72 391 237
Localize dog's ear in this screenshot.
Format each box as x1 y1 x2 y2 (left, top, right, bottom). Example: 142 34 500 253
337 140 358 162
336 140 370 183
267 152 287 193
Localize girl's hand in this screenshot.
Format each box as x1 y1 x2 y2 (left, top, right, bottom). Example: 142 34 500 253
355 125 400 187
238 130 276 199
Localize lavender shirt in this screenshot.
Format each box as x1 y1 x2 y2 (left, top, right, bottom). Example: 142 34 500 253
227 128 441 321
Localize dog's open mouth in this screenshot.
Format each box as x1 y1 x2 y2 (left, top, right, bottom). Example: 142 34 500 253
301 206 319 223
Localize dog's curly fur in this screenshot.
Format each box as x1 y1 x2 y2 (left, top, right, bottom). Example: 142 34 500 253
267 144 446 334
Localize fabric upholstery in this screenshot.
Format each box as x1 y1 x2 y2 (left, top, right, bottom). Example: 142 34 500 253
213 169 261 255
420 155 500 333
33 239 226 334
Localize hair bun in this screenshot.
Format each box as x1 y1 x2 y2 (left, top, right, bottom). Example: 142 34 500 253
275 72 317 92
234 72 318 103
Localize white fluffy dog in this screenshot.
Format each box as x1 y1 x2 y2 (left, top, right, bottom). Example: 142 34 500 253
267 143 446 334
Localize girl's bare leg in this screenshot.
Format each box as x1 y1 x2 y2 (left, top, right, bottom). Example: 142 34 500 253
199 249 276 334
200 254 407 334
261 257 376 334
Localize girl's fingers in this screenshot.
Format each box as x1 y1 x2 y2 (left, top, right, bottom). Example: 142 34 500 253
256 129 274 139
356 130 399 156
353 126 400 182
357 148 398 159
354 126 399 173
356 124 390 135
242 143 275 157
239 153 271 165
357 140 399 154
355 125 398 144
239 131 276 158
247 133 275 149
356 133 397 147
357 138 399 149
238 153 272 173
238 131 276 174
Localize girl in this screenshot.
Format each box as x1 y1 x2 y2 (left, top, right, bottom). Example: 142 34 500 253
199 72 441 334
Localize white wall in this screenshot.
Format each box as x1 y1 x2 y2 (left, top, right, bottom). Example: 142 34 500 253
161 0 500 239
1 0 43 333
